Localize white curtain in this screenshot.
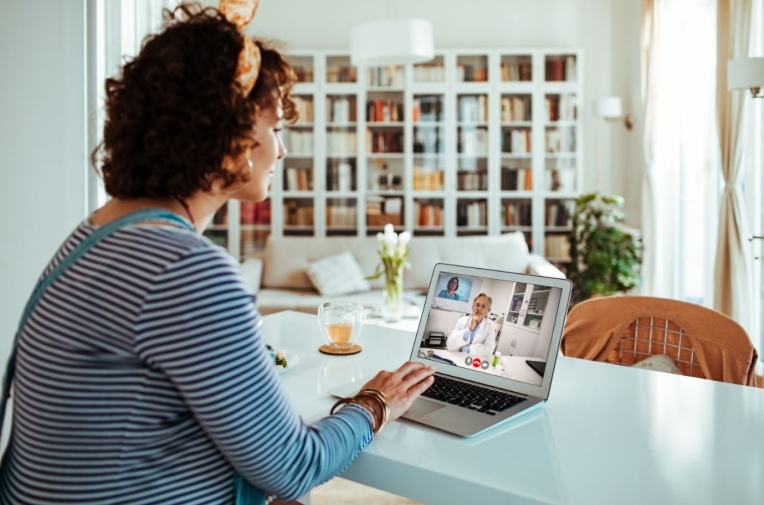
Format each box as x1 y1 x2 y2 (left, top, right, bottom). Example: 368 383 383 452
713 0 753 329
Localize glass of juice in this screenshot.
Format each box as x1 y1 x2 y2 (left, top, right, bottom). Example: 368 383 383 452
317 302 364 351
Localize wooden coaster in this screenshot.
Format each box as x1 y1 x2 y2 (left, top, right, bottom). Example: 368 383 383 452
319 344 362 355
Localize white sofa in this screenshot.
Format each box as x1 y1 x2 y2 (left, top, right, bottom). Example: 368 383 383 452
241 232 566 315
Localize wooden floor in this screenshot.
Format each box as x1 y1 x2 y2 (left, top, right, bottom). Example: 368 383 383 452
311 478 422 505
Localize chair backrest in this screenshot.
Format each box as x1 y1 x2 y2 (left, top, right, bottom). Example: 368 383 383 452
562 296 758 386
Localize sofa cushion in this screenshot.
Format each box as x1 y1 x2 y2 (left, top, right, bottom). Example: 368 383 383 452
261 232 531 291
305 252 371 296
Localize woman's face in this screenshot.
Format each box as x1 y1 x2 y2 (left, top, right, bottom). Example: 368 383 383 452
448 279 458 291
230 105 286 202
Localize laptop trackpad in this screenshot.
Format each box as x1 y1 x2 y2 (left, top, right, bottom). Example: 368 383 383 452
405 399 446 420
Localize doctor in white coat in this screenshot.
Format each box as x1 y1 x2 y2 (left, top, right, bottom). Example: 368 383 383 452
446 293 497 357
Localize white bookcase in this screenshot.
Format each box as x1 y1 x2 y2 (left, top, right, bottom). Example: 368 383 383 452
205 48 583 264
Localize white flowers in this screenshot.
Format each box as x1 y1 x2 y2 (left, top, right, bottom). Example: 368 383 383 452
368 224 412 282
376 224 410 249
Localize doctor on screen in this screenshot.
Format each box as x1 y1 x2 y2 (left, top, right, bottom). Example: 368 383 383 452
446 293 497 357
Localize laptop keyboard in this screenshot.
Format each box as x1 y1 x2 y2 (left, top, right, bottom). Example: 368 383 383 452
421 375 527 415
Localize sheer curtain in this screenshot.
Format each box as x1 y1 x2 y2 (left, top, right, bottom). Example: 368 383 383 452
714 0 753 330
641 0 720 304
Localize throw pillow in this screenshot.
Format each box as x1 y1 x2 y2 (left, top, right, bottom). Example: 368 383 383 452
632 354 683 376
305 252 372 296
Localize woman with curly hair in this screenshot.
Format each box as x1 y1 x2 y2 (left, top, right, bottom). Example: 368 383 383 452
0 3 434 504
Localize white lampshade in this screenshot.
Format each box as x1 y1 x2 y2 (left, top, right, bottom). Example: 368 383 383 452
350 18 434 67
728 57 764 91
593 97 623 119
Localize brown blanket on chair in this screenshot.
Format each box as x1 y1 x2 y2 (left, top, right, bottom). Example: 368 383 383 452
561 296 759 386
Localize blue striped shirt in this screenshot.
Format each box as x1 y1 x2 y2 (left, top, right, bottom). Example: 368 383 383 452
0 221 373 504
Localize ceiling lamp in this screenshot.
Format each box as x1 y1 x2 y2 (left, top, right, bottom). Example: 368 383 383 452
350 16 434 67
728 57 764 98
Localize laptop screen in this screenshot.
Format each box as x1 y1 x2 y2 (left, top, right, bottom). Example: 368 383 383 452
416 270 565 387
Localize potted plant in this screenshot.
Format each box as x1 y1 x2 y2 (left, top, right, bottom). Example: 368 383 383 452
565 193 642 304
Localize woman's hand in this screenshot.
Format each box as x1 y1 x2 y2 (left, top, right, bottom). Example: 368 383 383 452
358 362 436 422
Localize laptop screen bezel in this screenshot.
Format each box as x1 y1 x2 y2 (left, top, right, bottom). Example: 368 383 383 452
409 263 572 400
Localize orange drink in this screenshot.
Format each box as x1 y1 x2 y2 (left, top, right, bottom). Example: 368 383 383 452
325 323 353 344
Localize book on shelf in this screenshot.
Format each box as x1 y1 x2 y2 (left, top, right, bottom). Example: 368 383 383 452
545 235 572 260
545 128 576 153
413 64 445 83
456 200 487 227
545 56 577 82
326 96 357 123
546 168 576 192
502 129 532 153
457 170 488 191
458 95 488 123
546 202 572 227
501 167 533 191
240 201 271 225
284 200 314 226
544 94 577 122
326 65 356 83
292 96 314 122
500 96 532 122
366 99 404 122
326 161 356 191
284 167 314 191
284 130 313 155
458 128 488 155
366 196 403 226
456 64 488 82
414 201 443 227
500 61 532 82
367 66 404 87
326 131 357 154
366 129 404 154
413 124 444 153
326 202 356 227
412 96 444 123
412 168 444 191
291 65 314 83
501 201 531 226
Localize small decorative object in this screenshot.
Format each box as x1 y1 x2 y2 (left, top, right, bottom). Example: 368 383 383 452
317 301 364 355
367 224 411 322
528 298 537 311
528 319 540 329
566 193 643 304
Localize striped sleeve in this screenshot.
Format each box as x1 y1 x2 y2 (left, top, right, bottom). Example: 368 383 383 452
133 246 373 501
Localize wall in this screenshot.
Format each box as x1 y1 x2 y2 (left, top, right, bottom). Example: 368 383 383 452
0 3 88 367
199 0 643 219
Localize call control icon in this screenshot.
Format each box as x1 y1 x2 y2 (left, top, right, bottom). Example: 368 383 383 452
480 359 490 370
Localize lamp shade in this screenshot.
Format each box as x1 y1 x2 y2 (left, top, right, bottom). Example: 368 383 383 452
728 57 764 90
350 18 434 67
593 97 623 119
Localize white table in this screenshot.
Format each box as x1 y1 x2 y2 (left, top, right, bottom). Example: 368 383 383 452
264 311 764 505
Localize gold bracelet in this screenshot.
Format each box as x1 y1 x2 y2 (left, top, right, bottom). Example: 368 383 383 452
330 397 379 433
358 389 391 431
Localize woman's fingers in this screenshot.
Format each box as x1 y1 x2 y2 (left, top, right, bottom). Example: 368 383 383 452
391 361 428 379
400 365 436 391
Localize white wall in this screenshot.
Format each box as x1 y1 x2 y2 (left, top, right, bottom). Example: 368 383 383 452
0 2 88 367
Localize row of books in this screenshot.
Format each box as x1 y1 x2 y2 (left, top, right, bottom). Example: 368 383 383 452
546 168 576 192
414 201 443 227
412 168 444 191
326 131 357 154
500 96 532 122
545 56 577 82
284 167 313 191
500 61 532 82
240 228 270 256
458 128 489 155
326 96 357 123
291 65 314 84
501 167 533 191
456 65 488 82
367 130 404 154
326 65 357 83
367 196 403 226
240 201 270 225
326 204 356 227
283 130 313 155
292 96 314 122
502 129 532 154
545 94 578 122
545 128 576 153
501 201 532 226
457 170 488 191
366 99 404 123
326 162 356 192
546 202 573 227
284 200 315 226
367 66 404 88
412 96 444 122
456 200 487 227
545 235 572 260
458 95 488 123
413 64 445 83
413 126 445 154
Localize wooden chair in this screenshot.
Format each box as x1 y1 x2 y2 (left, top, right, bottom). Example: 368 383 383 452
561 296 758 386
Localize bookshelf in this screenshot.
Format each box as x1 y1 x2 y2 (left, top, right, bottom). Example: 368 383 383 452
205 49 582 264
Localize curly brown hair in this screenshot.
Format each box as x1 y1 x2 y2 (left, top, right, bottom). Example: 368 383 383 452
93 3 297 199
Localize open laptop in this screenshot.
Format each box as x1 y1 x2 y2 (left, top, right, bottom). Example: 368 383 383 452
330 263 572 437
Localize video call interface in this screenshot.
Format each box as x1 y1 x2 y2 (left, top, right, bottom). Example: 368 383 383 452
417 272 563 387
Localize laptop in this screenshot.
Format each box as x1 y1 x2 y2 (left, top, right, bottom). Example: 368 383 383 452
330 263 572 437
